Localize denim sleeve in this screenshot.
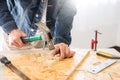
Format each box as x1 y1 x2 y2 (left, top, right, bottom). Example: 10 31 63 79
0 0 18 34
53 0 77 46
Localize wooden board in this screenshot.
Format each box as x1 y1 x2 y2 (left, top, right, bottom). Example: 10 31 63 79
0 49 89 80
68 49 120 80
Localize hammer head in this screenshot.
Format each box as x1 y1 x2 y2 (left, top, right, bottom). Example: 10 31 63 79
35 22 55 50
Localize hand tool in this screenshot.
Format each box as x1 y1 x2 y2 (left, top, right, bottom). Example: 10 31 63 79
91 30 102 51
21 22 55 50
88 59 117 74
36 22 55 50
0 56 31 80
97 51 120 59
21 35 42 44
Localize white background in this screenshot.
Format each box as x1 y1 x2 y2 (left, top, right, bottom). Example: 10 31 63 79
71 0 120 48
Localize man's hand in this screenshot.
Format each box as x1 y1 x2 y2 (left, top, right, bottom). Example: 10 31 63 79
51 43 75 60
8 29 26 48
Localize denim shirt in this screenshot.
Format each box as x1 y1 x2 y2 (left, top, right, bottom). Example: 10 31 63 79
0 0 76 45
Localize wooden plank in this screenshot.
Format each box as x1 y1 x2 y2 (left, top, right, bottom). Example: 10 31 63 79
0 49 90 80
69 49 120 80
65 49 90 80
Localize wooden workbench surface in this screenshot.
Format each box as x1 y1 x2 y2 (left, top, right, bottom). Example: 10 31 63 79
68 49 120 80
0 49 89 80
0 49 120 80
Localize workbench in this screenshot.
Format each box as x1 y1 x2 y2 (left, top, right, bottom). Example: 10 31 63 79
68 49 120 80
0 48 120 80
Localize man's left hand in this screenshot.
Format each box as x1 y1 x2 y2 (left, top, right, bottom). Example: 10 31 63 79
51 43 75 60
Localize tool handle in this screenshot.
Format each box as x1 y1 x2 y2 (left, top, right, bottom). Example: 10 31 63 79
0 56 11 65
21 37 29 43
97 52 120 59
21 35 43 44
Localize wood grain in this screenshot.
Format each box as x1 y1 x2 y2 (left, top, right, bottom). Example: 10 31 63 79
0 49 89 80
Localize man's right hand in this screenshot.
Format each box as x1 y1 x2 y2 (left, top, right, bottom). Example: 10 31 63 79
8 29 27 48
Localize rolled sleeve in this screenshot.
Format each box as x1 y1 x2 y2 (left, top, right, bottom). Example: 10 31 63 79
53 36 70 45
53 0 76 46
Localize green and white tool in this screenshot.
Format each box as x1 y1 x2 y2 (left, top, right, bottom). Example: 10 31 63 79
21 35 42 43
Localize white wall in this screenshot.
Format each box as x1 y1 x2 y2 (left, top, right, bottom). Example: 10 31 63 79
71 0 120 48
116 2 120 46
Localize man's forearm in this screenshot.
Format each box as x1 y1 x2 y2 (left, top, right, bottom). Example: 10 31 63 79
0 0 18 34
53 0 76 46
